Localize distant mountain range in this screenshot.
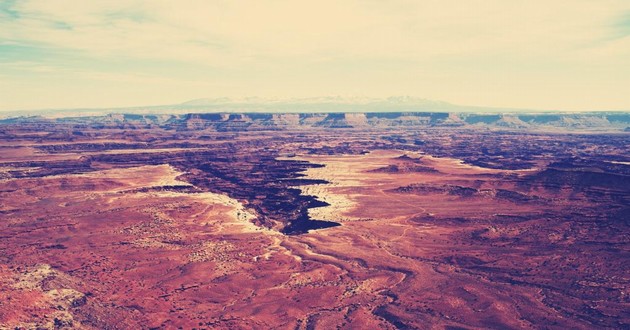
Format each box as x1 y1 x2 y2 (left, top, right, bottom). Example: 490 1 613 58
179 96 461 112
4 96 628 119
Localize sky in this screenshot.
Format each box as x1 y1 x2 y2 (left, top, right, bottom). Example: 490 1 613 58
1 0 629 112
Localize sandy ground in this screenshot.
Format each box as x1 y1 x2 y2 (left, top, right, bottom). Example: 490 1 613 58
290 150 524 222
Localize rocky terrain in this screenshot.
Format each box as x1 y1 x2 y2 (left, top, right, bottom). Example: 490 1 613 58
0 112 628 329
2 110 629 132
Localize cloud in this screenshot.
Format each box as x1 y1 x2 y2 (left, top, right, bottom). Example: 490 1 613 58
3 1 628 62
1 1 630 111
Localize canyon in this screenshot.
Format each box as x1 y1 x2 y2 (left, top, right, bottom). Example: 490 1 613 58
0 112 628 329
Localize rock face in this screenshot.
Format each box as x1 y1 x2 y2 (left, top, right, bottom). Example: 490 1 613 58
3 111 629 131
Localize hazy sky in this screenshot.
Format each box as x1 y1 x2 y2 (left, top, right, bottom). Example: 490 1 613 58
1 0 629 111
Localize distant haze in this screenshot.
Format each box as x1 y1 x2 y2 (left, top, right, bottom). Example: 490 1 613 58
1 1 630 112
1 97 628 119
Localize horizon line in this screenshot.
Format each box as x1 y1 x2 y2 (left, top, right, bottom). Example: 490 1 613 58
1 96 630 114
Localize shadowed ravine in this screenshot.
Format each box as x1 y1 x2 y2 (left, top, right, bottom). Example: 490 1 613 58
177 156 341 234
